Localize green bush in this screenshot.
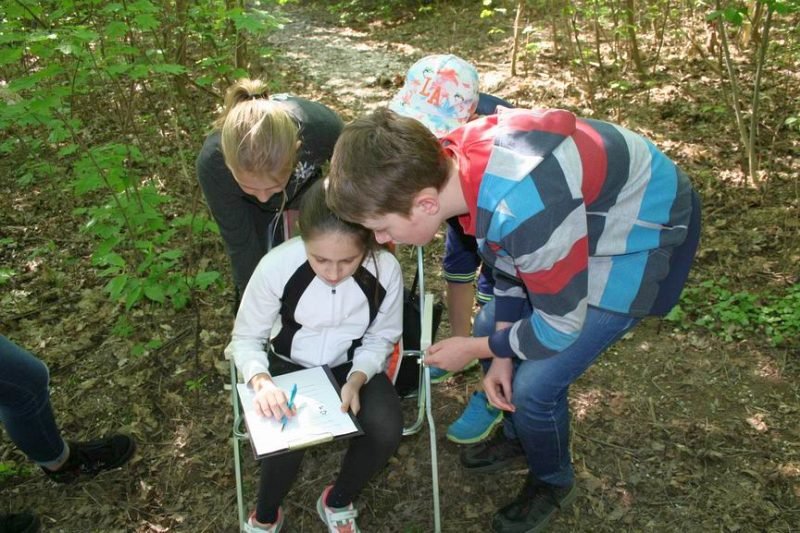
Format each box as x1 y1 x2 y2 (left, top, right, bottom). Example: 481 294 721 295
667 278 800 348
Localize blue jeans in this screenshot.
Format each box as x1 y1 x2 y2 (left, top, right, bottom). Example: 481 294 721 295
0 335 67 467
474 301 640 486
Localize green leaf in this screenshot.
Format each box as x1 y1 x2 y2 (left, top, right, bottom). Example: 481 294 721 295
131 343 146 357
104 21 129 38
150 64 187 75
125 282 143 310
144 283 166 303
0 268 16 285
0 47 23 66
194 270 220 290
106 274 129 300
133 13 160 30
71 28 100 42
160 249 184 260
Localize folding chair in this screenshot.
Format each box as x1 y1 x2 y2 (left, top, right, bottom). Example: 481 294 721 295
226 351 250 531
398 245 442 531
226 245 442 532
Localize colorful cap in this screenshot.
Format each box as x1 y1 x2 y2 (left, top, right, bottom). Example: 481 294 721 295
389 54 479 138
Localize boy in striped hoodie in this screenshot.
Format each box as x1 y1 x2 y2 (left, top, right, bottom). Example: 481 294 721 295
327 107 701 532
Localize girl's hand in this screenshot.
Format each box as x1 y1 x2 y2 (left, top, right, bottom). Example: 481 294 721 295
250 373 295 420
425 336 491 371
483 358 515 412
340 371 367 416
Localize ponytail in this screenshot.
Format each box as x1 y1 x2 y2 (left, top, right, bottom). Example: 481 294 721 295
215 78 299 183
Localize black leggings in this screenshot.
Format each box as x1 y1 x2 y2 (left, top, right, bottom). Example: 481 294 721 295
255 357 403 523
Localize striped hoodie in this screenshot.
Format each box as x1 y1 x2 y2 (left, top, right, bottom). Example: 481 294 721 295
441 108 694 360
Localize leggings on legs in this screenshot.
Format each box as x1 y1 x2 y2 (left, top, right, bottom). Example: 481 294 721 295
255 363 402 523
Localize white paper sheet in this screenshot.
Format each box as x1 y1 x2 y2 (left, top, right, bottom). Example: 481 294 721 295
237 366 361 458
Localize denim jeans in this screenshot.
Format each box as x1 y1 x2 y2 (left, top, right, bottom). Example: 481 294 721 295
474 301 640 486
0 335 67 467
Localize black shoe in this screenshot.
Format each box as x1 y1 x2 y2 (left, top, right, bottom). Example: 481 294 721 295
492 475 577 533
0 511 40 533
460 430 526 473
43 434 136 484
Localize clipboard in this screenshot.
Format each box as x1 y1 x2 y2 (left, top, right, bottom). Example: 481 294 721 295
236 365 364 459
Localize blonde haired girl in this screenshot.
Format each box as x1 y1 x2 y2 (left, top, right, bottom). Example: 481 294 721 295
197 79 343 308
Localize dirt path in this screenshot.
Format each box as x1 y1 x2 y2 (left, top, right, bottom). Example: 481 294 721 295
266 7 517 118
267 14 410 115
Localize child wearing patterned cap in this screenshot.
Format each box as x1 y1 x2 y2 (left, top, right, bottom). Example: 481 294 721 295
390 54 513 445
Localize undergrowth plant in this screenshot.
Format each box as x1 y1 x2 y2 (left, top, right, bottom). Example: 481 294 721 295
0 0 288 355
667 277 800 348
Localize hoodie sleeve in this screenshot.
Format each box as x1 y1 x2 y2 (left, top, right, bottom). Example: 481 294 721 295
348 251 404 382
224 251 284 385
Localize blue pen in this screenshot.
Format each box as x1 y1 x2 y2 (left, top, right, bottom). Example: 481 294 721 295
280 383 298 432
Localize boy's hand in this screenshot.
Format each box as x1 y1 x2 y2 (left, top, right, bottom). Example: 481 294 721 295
341 371 367 416
251 374 295 420
426 336 491 371
484 358 515 412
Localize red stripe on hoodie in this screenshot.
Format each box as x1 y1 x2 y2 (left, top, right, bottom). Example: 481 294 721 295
501 108 576 137
573 121 607 205
518 236 589 294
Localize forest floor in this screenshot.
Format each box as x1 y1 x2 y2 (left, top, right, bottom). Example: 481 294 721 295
1 1 799 532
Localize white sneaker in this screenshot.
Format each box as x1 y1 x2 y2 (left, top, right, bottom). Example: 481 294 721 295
244 508 283 532
316 485 360 533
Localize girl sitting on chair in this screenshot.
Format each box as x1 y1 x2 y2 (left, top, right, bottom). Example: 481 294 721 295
225 180 404 533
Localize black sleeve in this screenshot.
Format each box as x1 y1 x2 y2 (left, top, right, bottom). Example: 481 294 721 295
476 92 514 115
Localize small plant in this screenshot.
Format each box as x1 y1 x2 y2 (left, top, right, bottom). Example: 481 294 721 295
0 461 35 480
186 375 208 392
667 278 800 348
0 268 15 286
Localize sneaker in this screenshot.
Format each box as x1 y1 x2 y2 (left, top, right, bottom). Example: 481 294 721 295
491 475 577 532
0 512 40 533
460 430 526 473
447 391 503 444
43 434 136 484
429 359 478 384
244 508 283 532
428 366 453 383
316 485 360 533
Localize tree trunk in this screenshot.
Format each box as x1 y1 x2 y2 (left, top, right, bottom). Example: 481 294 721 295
511 0 525 76
623 0 646 78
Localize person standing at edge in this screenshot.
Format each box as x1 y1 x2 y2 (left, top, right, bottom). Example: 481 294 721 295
1 335 136 533
325 107 701 532
196 79 343 311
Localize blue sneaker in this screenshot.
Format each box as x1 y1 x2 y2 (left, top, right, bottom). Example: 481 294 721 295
429 359 479 384
429 366 453 383
447 391 503 444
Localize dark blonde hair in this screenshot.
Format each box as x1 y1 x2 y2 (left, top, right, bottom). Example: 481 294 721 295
215 79 299 184
298 180 377 255
326 107 449 224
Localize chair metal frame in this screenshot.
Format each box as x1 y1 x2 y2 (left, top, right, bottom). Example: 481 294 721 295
226 245 441 532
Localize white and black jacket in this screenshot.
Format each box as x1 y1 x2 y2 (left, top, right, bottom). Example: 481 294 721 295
226 237 403 385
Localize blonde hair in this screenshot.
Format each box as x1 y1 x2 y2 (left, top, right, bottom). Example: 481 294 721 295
215 79 299 184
